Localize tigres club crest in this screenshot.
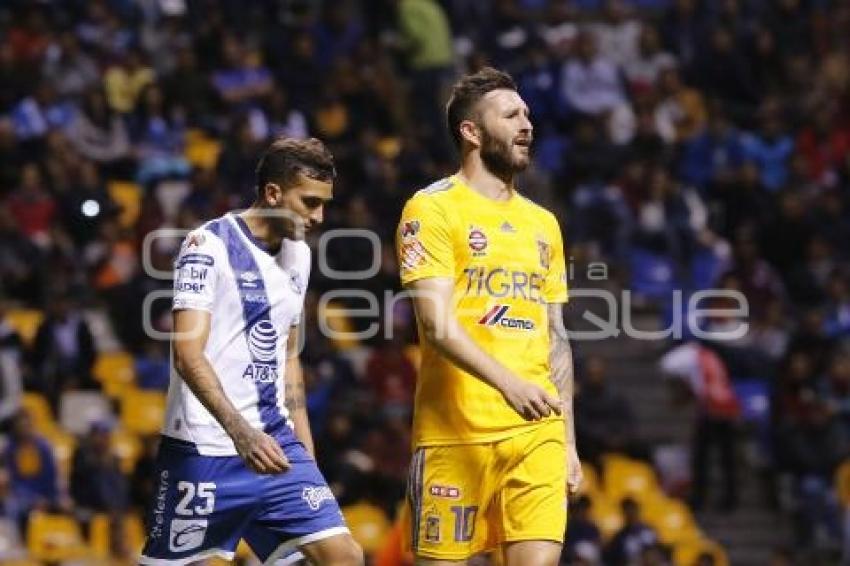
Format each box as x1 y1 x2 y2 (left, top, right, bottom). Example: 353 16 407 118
537 239 550 269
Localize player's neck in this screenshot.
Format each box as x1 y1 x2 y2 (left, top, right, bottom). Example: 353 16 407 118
458 156 515 202
238 206 283 252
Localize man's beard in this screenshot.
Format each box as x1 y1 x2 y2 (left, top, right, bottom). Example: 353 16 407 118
479 128 529 180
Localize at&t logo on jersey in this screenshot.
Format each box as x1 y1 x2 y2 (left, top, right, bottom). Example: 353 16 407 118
242 321 279 382
302 486 335 510
478 305 535 331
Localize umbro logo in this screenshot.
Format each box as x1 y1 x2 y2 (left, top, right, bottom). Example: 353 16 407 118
500 221 516 233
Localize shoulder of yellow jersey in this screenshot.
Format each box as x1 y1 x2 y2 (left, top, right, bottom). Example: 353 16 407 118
515 192 562 234
401 177 461 218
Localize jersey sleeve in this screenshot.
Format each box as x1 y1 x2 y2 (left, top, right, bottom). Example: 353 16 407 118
397 194 455 285
542 214 569 304
173 229 219 312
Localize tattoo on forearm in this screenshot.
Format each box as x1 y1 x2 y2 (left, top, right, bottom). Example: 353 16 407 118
180 355 245 434
549 304 576 445
285 380 306 411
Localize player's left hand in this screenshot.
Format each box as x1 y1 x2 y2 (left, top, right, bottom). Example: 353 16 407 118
566 443 583 496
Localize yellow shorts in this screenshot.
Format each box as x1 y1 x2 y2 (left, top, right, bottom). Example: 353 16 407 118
407 420 567 560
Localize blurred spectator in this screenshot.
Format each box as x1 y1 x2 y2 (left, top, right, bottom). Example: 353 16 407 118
661 341 740 510
740 101 795 193
0 304 23 430
576 356 643 467
42 31 100 99
365 337 415 418
212 37 273 110
29 292 97 407
654 66 706 143
70 421 129 519
0 467 25 560
130 83 190 186
5 162 55 249
3 410 66 527
604 497 658 565
396 0 454 150
10 81 76 142
66 88 133 178
103 48 155 115
562 495 602 564
624 25 676 93
721 232 786 320
130 436 160 514
561 30 627 117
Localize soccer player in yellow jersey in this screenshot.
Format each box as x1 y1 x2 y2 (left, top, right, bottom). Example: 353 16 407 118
396 67 583 565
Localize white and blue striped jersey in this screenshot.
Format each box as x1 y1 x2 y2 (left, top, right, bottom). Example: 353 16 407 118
163 212 310 456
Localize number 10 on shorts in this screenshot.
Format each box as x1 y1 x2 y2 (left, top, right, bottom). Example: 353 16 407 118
450 505 478 542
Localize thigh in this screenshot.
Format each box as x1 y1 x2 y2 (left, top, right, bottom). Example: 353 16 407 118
140 437 255 564
244 436 349 564
497 423 567 546
409 443 498 561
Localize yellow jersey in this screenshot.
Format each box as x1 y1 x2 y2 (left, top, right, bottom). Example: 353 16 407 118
397 175 568 447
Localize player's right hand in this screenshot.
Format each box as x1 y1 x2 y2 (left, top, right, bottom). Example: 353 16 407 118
500 379 562 421
232 424 291 474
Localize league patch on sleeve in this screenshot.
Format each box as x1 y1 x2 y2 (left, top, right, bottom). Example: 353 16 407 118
401 238 427 271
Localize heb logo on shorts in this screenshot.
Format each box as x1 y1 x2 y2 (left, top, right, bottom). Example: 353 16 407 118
429 484 461 499
169 518 208 552
478 305 535 331
302 486 335 511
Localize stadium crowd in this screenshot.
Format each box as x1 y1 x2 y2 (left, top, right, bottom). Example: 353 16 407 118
0 0 849 564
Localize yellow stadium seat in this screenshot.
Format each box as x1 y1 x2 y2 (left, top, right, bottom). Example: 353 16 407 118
185 136 222 169
319 299 358 351
4 308 43 346
42 428 76 480
89 512 145 558
20 392 55 434
673 537 729 566
643 497 701 545
602 454 661 505
93 351 137 399
342 501 392 554
121 390 166 436
27 512 90 562
835 459 850 507
111 428 142 474
588 494 623 541
107 181 142 228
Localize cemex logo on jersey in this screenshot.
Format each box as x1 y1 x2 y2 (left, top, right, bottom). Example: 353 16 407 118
302 486 335 511
169 519 208 552
478 305 535 331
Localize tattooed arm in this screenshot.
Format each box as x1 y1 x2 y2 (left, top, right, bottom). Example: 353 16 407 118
173 309 289 474
285 324 314 458
547 302 582 494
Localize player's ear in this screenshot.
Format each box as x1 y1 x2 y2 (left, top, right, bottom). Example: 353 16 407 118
459 120 480 148
262 182 283 206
